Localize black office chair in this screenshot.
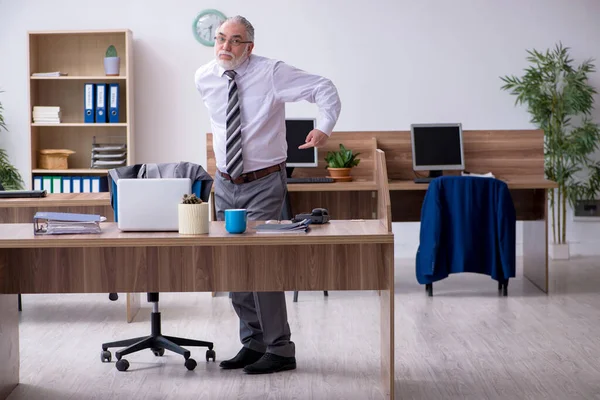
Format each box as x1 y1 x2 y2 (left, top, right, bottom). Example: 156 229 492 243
100 162 216 371
425 280 508 297
293 290 328 302
101 292 215 371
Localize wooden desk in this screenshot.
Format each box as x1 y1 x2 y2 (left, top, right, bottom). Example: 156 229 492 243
206 134 379 220
0 193 141 322
387 177 557 293
375 128 557 293
206 130 558 292
0 220 395 399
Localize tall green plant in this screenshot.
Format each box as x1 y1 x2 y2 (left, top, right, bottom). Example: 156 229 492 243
500 43 600 244
0 90 25 190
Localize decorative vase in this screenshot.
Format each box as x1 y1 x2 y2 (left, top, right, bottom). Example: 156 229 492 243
178 202 209 235
327 167 353 182
103 57 120 76
550 242 570 260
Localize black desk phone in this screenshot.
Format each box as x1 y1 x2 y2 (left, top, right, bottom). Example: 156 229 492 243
293 208 330 224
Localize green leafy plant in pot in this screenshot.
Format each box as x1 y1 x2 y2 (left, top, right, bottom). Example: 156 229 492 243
178 193 209 235
104 45 120 76
0 90 25 190
324 144 360 182
500 42 600 257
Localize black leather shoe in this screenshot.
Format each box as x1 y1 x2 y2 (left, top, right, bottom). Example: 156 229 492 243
219 347 265 369
243 353 297 374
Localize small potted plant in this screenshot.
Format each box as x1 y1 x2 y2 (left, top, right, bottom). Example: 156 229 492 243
324 144 360 182
178 193 209 234
103 45 120 76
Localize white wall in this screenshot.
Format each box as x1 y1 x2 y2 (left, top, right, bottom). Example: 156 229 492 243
2 0 600 257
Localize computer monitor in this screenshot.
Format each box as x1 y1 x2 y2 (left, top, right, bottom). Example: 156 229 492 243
411 123 465 181
285 118 317 177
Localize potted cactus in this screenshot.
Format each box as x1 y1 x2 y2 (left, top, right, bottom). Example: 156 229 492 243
324 143 361 182
103 45 120 76
178 193 209 234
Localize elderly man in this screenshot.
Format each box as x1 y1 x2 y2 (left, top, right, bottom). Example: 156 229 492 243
194 15 341 374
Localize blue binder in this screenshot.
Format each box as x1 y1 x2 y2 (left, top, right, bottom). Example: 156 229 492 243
33 176 43 190
95 83 107 123
109 83 120 123
84 83 95 123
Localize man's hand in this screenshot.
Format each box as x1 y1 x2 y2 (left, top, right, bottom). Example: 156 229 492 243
299 129 329 149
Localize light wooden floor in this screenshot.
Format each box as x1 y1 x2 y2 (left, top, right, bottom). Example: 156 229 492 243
7 256 600 400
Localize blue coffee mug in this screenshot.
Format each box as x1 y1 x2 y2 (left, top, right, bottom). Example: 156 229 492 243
225 209 247 234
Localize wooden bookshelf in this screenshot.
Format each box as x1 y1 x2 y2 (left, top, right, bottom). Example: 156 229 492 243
31 169 109 175
27 29 134 185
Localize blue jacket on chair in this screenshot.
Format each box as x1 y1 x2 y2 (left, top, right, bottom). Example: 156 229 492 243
415 176 516 285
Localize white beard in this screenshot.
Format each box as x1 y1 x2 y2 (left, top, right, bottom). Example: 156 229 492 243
215 46 249 70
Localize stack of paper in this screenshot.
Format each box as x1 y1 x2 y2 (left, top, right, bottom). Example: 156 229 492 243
254 219 311 234
90 141 127 169
32 72 68 77
33 106 61 124
33 211 106 235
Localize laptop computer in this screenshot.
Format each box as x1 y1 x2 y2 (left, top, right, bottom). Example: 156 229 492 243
116 178 192 231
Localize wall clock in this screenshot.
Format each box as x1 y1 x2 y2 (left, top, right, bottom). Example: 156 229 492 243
193 9 227 46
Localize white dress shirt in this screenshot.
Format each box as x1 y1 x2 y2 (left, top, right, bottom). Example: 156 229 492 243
195 54 341 174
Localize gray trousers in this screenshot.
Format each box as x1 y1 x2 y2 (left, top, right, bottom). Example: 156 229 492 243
214 165 295 358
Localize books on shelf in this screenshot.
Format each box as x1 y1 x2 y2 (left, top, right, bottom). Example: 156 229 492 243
33 211 106 235
253 219 311 234
33 106 61 124
32 72 68 77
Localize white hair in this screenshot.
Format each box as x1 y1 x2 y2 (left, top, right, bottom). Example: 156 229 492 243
222 15 255 42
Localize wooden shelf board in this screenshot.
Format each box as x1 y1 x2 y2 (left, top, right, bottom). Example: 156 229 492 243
32 169 109 174
31 76 127 80
28 29 131 35
32 123 127 127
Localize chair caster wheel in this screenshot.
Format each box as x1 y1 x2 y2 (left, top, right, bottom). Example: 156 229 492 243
100 350 112 363
185 358 197 371
152 348 165 357
109 293 118 301
206 349 216 362
116 359 130 372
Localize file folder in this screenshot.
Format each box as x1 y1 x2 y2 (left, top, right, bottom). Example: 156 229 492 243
42 176 52 192
109 83 119 123
96 83 107 123
72 176 82 193
91 176 100 192
62 176 72 193
84 83 95 123
82 177 91 193
33 211 106 235
33 176 42 191
52 176 62 193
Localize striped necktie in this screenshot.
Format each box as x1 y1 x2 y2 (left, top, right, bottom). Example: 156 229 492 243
224 70 243 179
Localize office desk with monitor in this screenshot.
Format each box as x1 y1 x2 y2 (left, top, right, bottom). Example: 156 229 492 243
0 193 142 322
376 129 556 293
207 129 557 293
0 218 395 400
206 133 380 220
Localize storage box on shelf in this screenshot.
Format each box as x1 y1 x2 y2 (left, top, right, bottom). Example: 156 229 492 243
28 29 134 188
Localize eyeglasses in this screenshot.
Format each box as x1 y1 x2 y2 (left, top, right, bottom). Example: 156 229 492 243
214 36 253 46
